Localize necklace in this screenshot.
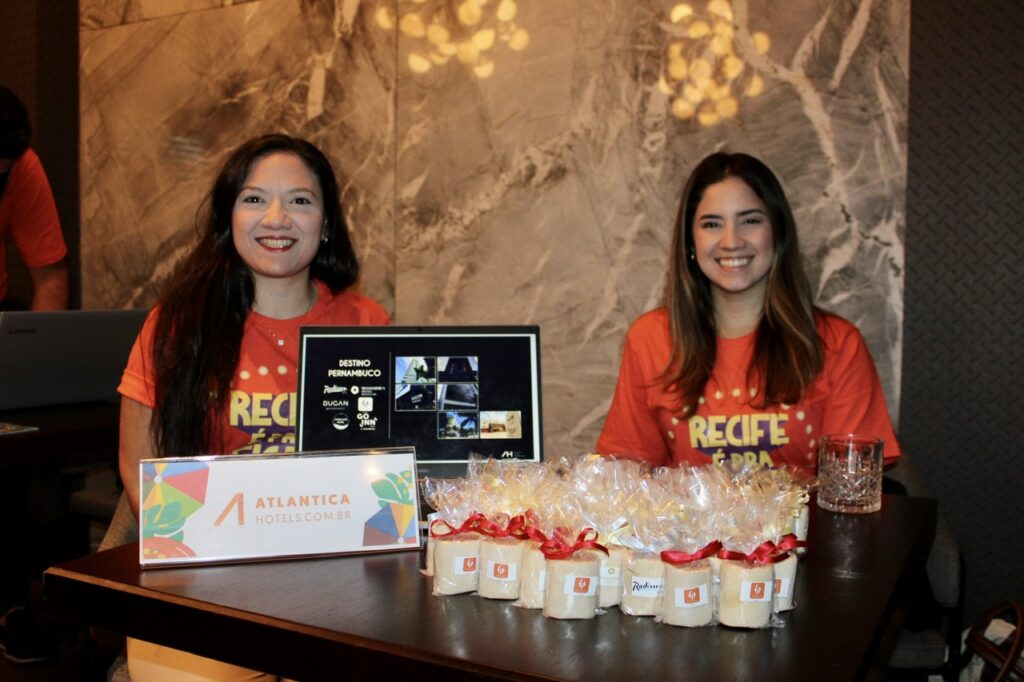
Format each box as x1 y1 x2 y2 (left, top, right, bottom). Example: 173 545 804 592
250 284 318 348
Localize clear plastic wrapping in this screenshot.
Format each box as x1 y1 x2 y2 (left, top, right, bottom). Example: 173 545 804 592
620 551 666 616
421 456 811 628
516 545 548 609
543 549 601 620
477 537 526 600
772 553 799 612
717 559 774 628
431 533 482 596
661 559 714 627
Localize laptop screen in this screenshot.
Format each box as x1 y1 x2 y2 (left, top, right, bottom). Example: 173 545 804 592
0 309 147 411
296 326 543 477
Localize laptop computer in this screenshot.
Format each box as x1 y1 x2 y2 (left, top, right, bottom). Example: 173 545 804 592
0 309 148 411
296 325 543 478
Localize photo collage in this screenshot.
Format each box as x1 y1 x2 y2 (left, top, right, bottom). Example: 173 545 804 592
393 356 522 441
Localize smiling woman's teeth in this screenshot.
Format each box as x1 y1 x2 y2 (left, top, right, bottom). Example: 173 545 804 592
258 238 295 248
719 257 752 267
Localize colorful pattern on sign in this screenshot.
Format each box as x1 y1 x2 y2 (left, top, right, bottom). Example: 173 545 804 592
362 469 418 546
140 461 211 559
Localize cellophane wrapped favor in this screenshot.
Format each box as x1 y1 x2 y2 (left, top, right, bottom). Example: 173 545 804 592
421 456 810 629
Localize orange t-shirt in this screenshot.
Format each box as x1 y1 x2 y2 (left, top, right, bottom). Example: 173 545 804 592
596 308 900 476
0 149 66 300
118 281 390 455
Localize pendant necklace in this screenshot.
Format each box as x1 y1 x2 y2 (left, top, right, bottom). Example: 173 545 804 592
251 285 317 348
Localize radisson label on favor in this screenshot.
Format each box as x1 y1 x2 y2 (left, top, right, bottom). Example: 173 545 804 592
630 577 665 598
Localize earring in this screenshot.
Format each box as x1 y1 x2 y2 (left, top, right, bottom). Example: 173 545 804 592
321 233 329 243
688 250 695 261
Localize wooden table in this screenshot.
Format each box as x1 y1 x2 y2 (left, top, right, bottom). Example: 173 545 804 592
0 401 120 469
1 401 120 602
44 495 935 681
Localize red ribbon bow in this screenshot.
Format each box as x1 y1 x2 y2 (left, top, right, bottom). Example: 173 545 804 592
475 514 533 539
717 540 792 565
776 533 808 553
539 528 610 560
523 525 550 544
504 514 528 539
475 518 510 538
429 512 486 539
661 540 723 566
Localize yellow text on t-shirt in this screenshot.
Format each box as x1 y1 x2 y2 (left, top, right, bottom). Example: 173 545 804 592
688 413 790 448
230 391 296 427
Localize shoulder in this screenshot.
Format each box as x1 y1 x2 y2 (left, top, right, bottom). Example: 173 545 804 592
815 311 872 364
627 308 670 340
318 285 391 325
11 148 44 182
622 308 671 359
815 310 863 345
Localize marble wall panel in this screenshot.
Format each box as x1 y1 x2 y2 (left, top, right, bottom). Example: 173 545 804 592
80 0 907 459
392 0 908 455
81 0 261 30
80 0 396 310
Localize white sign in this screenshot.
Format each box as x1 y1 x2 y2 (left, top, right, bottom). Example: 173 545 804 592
138 448 420 568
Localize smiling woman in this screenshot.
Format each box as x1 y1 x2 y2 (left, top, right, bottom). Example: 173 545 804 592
231 152 326 307
114 135 391 679
596 152 901 477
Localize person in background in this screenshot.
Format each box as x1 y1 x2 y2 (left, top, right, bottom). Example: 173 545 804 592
0 86 67 310
596 151 900 478
0 86 69 668
118 133 389 681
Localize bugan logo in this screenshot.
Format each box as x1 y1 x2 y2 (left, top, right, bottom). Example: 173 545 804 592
573 577 592 594
493 563 509 579
462 556 478 573
749 582 767 600
684 587 702 604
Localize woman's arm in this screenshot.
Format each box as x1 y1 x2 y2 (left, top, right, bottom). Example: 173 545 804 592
595 315 672 466
119 397 157 519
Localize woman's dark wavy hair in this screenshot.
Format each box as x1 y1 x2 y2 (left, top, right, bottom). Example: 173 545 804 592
0 86 32 159
663 151 823 411
151 134 359 456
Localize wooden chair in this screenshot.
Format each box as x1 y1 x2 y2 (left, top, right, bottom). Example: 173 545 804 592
964 601 1023 682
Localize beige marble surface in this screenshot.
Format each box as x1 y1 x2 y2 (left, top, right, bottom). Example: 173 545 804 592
80 0 908 456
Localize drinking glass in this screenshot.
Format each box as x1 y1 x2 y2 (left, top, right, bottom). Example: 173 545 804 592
817 434 884 514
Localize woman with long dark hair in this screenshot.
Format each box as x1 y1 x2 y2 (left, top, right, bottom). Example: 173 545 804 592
597 152 899 475
119 133 389 504
117 134 388 679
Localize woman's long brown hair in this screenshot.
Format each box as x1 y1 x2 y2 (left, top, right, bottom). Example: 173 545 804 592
662 152 824 411
150 134 360 456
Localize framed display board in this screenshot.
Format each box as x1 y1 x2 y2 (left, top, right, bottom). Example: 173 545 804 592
138 448 420 568
297 326 543 477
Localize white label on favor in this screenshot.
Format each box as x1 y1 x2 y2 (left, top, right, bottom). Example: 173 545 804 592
600 565 621 586
538 570 547 591
740 580 772 602
563 575 598 596
630 577 664 598
675 584 709 608
487 561 518 582
774 577 792 597
454 555 479 575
